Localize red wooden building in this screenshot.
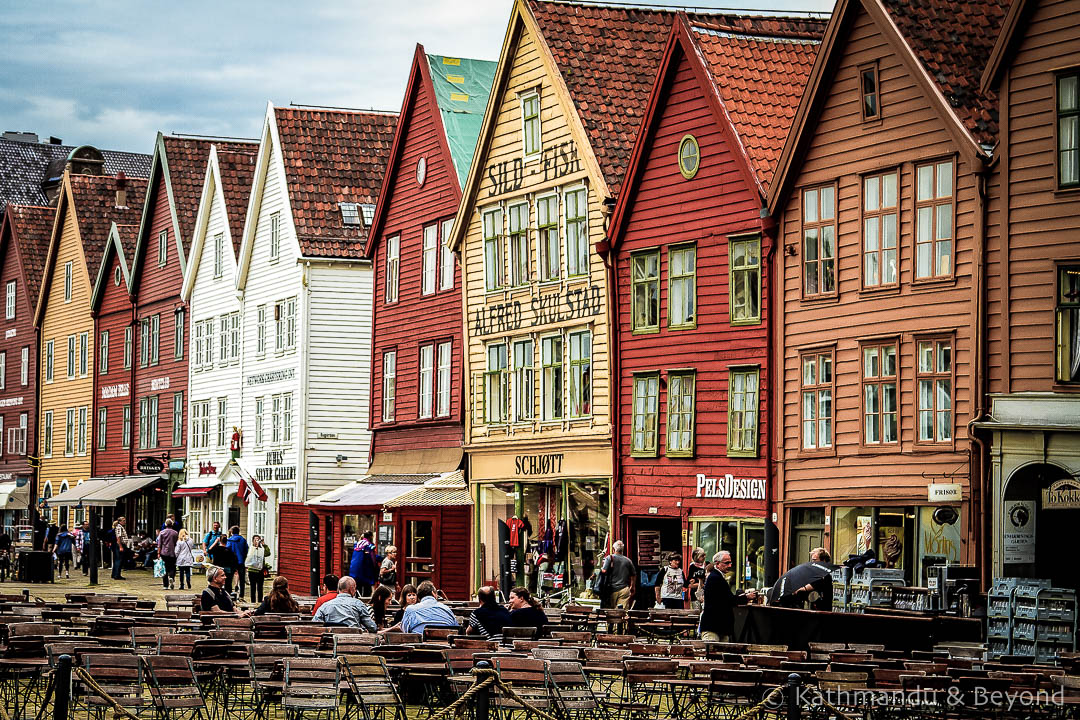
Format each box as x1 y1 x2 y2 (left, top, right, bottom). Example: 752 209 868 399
0 204 53 532
606 14 823 591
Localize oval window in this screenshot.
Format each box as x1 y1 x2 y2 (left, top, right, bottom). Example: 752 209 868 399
416 156 427 187
114 266 122 285
678 134 700 179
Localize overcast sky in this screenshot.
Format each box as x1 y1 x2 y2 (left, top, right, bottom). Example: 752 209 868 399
0 0 834 155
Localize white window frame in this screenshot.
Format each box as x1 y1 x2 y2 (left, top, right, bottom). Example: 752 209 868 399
217 397 228 447
158 229 169 267
436 341 452 418
229 312 240 362
255 397 264 446
269 212 281 261
99 330 109 374
64 261 72 302
385 235 400 303
122 405 131 449
439 219 455 291
124 326 133 369
174 308 184 360
213 232 224 278
98 407 107 450
271 395 281 445
418 344 434 419
4 280 14 319
382 350 397 422
172 391 184 447
0 352 5 390
257 305 267 355
422 224 438 296
283 393 292 444
20 346 28 386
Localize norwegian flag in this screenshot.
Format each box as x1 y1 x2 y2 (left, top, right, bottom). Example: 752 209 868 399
237 476 250 506
251 476 268 502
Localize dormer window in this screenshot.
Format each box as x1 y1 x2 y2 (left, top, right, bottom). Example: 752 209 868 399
360 204 376 227
339 203 360 226
860 63 880 121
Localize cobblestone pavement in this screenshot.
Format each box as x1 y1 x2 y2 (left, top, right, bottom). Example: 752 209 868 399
10 565 205 604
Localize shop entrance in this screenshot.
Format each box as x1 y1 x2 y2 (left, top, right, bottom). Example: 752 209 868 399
1003 463 1078 593
789 508 825 568
404 515 438 588
627 516 681 610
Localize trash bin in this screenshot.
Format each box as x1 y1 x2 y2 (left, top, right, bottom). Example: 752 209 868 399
16 550 54 583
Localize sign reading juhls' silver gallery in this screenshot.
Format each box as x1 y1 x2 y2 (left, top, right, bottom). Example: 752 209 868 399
695 473 766 500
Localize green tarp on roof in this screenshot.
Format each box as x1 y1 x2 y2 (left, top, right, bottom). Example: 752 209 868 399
426 54 497 188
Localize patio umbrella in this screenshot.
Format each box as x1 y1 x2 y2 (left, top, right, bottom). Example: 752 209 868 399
767 561 835 606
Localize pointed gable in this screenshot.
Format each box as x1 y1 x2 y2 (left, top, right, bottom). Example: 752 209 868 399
426 53 498 187
92 223 139 310
3 204 54 306
273 107 397 259
66 174 148 283
216 145 258 255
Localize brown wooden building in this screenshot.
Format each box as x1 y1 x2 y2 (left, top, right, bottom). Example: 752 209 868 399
766 0 1007 585
607 14 823 591
976 0 1080 593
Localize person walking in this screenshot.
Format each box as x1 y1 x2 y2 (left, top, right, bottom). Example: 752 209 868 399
54 525 74 579
175 529 195 589
349 531 379 595
245 535 271 603
378 545 398 590
656 552 687 609
203 521 223 549
157 518 179 589
600 540 636 610
111 517 128 580
698 550 756 642
687 547 708 610
225 526 248 599
206 535 237 594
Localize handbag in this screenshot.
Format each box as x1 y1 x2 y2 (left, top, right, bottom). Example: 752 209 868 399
153 558 166 578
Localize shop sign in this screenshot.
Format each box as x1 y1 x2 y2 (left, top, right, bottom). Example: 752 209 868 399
199 462 217 476
137 457 165 475
927 483 962 502
150 376 170 391
1003 500 1036 564
1041 478 1080 510
256 450 297 483
0 396 23 408
4 329 15 339
485 140 581 196
695 473 766 500
246 368 295 386
472 285 603 337
515 453 565 476
0 473 12 481
101 383 129 399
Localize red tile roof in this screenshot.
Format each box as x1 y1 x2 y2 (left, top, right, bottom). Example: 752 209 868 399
273 107 397 259
5 204 55 305
690 21 824 189
527 0 825 195
881 0 1008 145
215 144 258 256
114 224 139 272
67 173 148 281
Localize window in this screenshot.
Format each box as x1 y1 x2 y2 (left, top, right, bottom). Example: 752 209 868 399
863 342 898 446
512 338 534 422
418 344 434 419
66 335 75 379
98 408 107 450
192 401 209 450
669 245 697 328
631 373 659 456
730 237 760 324
229 312 240 361
508 203 530 287
802 185 837 296
124 326 133 369
255 397 264 445
139 395 158 449
99 331 109 373
252 498 267 537
45 340 53 382
20 347 28 386
193 321 204 368
917 338 952 443
860 63 880 121
78 332 88 377
218 315 228 364
158 229 169 267
172 392 183 447
541 335 563 421
484 342 508 424
174 308 184 360
269 212 281 261
0 352 5 390
483 209 504 291
140 315 159 367
521 92 540 157
678 135 700 179
122 405 131 449
422 224 437 295
631 250 660 332
382 351 397 422
565 187 588 277
274 298 297 351
568 330 591 418
440 219 455 291
1059 72 1079 188
214 233 224 278
7 413 26 455
43 410 53 457
78 406 88 455
283 393 292 443
385 235 400 303
256 305 266 355
728 368 759 457
436 341 452 417
915 160 955 279
64 261 72 302
4 280 13 319
202 319 214 367
271 395 281 444
217 397 228 447
801 351 834 451
339 202 360 226
667 371 696 456
538 195 560 282
1057 265 1080 382
863 171 899 288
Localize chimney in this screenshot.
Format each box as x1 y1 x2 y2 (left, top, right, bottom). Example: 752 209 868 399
49 136 62 145
115 172 127 208
2 131 39 144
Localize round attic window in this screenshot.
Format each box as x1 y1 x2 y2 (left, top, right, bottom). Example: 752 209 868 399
114 266 122 286
416 156 427 187
678 135 700 179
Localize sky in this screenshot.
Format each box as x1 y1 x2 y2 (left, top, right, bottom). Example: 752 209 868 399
0 0 834 155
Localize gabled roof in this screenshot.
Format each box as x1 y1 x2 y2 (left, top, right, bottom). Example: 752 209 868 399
91 223 138 313
767 0 1007 214
1 203 55 307
274 106 397 259
35 172 147 325
365 45 495 257
980 0 1036 93
0 136 150 211
216 145 258 255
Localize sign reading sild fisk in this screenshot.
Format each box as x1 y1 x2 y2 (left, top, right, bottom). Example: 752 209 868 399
473 285 603 337
1042 478 1080 510
695 474 766 500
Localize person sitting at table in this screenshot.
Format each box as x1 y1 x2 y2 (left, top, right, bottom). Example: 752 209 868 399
312 573 340 616
396 581 458 635
505 586 547 631
201 566 237 614
312 576 378 631
467 585 511 641
251 576 300 616
368 585 394 628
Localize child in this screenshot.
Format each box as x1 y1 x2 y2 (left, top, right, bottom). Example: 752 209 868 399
656 552 687 610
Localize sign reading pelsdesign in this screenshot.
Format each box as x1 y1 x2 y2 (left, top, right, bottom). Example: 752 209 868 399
695 473 766 500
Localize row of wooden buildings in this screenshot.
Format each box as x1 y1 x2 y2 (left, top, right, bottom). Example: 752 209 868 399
0 0 1076 597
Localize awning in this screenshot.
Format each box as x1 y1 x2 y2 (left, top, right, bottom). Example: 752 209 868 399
307 479 425 508
367 447 463 475
0 481 30 511
47 474 163 507
384 471 472 508
173 479 222 498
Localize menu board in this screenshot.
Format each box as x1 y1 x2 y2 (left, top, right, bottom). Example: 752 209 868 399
636 530 661 567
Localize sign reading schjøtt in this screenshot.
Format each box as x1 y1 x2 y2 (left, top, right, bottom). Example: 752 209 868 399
695 473 766 500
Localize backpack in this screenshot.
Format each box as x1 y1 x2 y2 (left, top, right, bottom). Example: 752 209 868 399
104 527 116 544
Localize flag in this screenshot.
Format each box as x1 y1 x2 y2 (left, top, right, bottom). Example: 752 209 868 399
237 476 250 506
250 476 268 502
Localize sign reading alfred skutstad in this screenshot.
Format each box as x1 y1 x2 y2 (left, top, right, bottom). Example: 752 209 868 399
695 473 766 500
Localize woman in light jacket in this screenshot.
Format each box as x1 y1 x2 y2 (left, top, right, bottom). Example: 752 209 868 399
245 535 272 604
175 529 196 590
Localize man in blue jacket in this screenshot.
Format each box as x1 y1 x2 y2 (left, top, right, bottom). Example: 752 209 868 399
225 526 249 599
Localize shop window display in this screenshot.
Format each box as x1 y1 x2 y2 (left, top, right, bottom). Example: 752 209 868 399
692 518 764 591
832 506 919 583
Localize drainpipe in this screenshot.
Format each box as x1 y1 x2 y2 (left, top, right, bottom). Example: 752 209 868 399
596 196 618 545
760 208 779 587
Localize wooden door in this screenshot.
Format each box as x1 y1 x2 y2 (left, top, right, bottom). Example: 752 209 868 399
403 513 439 589
792 528 823 567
